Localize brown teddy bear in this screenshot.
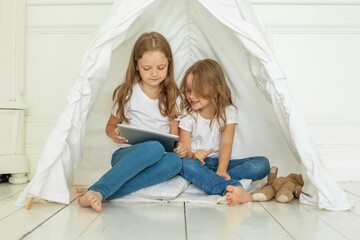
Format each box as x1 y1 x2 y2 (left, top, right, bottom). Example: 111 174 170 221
251 166 304 203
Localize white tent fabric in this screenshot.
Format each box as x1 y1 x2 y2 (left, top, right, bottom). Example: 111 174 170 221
16 0 352 211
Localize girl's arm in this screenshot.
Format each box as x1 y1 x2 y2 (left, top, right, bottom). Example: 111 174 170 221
171 121 187 158
169 120 179 135
106 114 128 144
179 128 193 158
217 123 236 180
180 128 213 164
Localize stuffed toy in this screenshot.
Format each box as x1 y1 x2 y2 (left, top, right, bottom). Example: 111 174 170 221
251 166 304 203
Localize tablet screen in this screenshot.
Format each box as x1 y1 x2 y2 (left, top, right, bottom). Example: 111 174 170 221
117 124 179 152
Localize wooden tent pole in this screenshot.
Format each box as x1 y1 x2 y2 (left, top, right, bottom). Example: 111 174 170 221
26 197 35 209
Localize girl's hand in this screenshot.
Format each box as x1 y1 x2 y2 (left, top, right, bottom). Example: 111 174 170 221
193 148 214 165
112 127 128 144
216 170 231 180
174 142 187 158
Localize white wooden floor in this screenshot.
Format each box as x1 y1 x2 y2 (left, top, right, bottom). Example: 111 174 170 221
0 182 360 240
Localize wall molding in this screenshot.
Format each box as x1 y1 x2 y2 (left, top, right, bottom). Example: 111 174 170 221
25 116 57 154
25 115 58 126
266 25 360 34
305 115 360 126
264 24 360 48
26 24 98 35
25 144 44 154
27 0 113 6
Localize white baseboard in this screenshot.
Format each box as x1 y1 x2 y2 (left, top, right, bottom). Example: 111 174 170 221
317 144 360 181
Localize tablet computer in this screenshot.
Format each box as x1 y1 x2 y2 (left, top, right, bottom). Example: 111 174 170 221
117 124 179 152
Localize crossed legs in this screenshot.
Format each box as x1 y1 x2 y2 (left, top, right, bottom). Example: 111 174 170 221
180 156 269 206
75 141 181 211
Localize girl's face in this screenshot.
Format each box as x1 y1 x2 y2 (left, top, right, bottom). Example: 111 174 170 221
185 73 213 116
137 50 168 89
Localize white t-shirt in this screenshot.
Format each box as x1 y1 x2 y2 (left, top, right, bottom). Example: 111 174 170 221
179 105 238 158
112 82 179 147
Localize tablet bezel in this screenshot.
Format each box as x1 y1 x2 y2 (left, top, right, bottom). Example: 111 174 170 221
117 124 179 152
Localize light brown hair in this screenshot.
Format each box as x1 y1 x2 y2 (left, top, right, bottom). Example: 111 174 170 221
180 59 235 131
113 32 179 123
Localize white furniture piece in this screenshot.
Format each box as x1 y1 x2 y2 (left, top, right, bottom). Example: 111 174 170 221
0 0 29 184
0 109 29 184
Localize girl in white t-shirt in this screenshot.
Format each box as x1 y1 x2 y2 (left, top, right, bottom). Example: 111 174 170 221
179 59 270 206
75 32 187 211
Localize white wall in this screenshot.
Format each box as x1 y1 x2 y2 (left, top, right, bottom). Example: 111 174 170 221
24 0 112 179
252 0 360 181
22 0 360 181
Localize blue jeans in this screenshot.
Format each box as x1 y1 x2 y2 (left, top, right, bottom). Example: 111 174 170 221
89 141 182 200
180 156 270 196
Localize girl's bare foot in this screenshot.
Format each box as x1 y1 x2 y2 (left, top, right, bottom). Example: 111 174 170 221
74 188 88 204
78 190 103 212
225 185 252 207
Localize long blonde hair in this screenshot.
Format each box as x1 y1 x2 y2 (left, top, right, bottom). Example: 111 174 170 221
180 59 235 131
113 32 179 123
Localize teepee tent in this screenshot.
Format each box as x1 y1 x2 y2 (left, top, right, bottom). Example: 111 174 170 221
16 0 352 211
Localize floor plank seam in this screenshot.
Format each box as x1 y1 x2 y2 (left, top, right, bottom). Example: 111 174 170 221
76 206 103 239
258 202 296 240
343 190 360 217
2 183 358 240
0 188 26 201
19 199 76 240
184 203 188 240
299 205 351 240
0 206 24 222
343 189 360 198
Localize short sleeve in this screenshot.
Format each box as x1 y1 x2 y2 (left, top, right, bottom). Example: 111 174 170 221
179 114 194 132
112 101 130 118
111 103 118 117
225 105 238 125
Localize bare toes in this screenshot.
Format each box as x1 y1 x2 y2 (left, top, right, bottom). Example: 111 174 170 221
86 192 102 212
74 188 89 204
226 185 252 206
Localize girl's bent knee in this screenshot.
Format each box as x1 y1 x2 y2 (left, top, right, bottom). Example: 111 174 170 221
142 141 165 152
164 152 182 173
256 156 270 179
140 141 165 160
259 156 270 169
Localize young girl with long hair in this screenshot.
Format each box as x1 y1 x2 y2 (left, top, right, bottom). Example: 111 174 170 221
179 59 270 206
75 32 187 211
